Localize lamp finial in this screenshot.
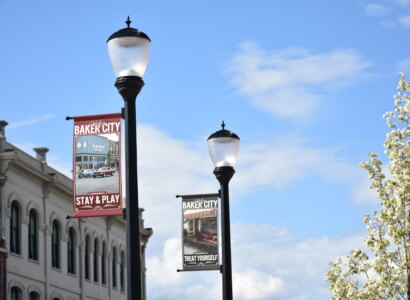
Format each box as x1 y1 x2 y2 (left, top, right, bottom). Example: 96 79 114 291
221 121 225 130
126 16 132 28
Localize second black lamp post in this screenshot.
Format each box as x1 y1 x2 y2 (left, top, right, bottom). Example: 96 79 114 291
208 122 240 300
107 18 151 300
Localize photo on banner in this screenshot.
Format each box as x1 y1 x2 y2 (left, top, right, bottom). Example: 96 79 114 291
72 113 123 217
181 194 219 271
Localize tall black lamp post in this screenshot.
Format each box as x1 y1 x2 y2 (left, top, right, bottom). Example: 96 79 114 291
207 121 240 300
107 17 151 300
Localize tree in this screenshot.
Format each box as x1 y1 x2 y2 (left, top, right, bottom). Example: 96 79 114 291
326 74 410 299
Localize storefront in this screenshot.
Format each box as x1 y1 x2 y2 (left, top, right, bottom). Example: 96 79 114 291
75 135 109 171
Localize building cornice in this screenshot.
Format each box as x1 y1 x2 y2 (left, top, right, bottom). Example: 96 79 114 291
0 145 72 198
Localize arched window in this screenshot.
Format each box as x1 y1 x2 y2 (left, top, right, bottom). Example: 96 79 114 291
67 228 76 274
93 238 99 282
120 250 125 292
102 241 106 285
29 291 40 300
85 235 90 280
52 220 60 268
10 202 20 254
112 247 117 288
28 209 38 260
11 286 22 300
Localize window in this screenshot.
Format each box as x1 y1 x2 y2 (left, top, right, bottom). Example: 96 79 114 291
85 235 90 279
52 220 60 268
94 238 99 282
11 286 22 300
102 242 106 284
112 247 117 288
67 228 76 274
120 250 125 292
10 202 20 254
29 291 40 300
28 209 38 260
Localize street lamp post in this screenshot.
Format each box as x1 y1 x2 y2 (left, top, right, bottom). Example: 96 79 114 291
107 17 151 300
207 121 240 300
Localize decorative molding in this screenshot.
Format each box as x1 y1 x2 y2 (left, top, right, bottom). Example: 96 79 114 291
79 240 85 250
0 173 7 187
43 224 52 235
106 216 113 230
7 279 24 293
42 181 55 199
49 290 64 300
65 220 79 237
6 192 23 216
62 234 69 243
21 216 29 225
25 200 42 221
48 212 63 228
27 284 43 299
0 153 14 175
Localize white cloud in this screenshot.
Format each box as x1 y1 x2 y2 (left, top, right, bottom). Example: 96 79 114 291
352 164 392 205
136 125 215 250
134 126 370 253
145 223 366 300
399 15 410 26
388 0 410 6
365 4 392 17
231 223 366 299
233 270 285 299
146 238 221 299
352 177 378 204
396 57 410 73
233 137 360 194
363 2 410 28
226 42 370 120
47 154 72 178
381 19 396 28
132 126 371 298
8 114 56 129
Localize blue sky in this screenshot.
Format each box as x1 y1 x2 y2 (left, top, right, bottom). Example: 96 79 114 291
2 0 410 299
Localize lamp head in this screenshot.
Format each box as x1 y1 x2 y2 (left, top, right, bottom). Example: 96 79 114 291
207 121 240 168
107 17 151 78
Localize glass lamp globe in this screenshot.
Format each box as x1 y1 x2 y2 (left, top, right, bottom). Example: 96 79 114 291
107 17 151 78
207 122 240 168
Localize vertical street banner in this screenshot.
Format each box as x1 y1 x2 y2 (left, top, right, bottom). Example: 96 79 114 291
72 113 122 217
181 194 219 271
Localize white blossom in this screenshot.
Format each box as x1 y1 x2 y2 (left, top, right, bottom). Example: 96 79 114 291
326 74 410 299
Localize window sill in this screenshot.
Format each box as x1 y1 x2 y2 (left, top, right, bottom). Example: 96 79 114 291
9 252 23 259
51 266 62 273
28 258 40 264
67 272 77 278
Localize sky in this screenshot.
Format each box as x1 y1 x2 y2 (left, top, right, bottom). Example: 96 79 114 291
1 0 410 299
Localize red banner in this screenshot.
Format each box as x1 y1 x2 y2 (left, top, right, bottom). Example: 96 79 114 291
72 113 122 217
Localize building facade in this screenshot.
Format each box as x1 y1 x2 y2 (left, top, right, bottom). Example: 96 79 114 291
0 121 153 300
